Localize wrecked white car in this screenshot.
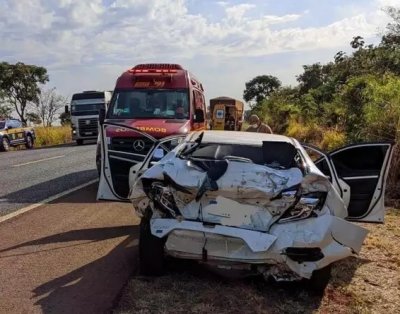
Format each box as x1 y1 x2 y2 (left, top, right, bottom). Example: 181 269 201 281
97 125 393 290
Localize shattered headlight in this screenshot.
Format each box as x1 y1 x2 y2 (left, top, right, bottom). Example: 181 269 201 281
278 192 326 223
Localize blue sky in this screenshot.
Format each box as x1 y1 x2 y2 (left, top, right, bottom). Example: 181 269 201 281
0 0 396 105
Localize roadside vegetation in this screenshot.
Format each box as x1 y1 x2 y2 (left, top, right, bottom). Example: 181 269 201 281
243 6 400 201
4 126 72 151
34 126 72 147
115 209 400 314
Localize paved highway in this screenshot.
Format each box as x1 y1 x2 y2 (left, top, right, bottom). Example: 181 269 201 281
0 143 138 313
0 142 98 216
0 183 136 313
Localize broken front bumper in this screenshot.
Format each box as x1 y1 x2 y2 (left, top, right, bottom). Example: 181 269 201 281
150 213 368 279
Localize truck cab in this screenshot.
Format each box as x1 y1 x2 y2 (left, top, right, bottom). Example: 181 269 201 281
97 63 207 200
66 91 112 145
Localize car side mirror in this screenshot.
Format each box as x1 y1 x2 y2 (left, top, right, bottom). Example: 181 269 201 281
65 105 69 114
193 109 205 123
99 108 106 125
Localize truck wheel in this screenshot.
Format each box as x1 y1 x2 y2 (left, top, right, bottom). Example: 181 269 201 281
0 137 10 152
76 139 84 145
139 216 166 276
25 135 34 149
307 265 332 293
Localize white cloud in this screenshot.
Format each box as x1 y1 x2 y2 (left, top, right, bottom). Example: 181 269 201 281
0 0 394 100
0 0 387 69
225 3 255 20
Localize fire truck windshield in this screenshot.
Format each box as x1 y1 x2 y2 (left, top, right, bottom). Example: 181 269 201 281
108 89 189 120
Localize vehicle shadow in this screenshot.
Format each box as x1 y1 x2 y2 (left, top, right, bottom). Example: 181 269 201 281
0 225 139 314
0 169 98 206
0 226 136 256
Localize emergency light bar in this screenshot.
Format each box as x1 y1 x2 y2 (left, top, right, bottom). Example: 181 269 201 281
129 69 177 74
128 63 182 74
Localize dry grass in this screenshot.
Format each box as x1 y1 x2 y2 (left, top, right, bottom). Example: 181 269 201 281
9 126 72 150
34 126 72 147
115 209 400 314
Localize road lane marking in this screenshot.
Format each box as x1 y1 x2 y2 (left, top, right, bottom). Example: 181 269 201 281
12 155 65 167
0 179 98 223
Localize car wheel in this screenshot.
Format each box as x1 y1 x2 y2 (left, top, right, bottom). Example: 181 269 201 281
76 139 84 145
25 135 34 149
307 265 332 293
0 137 10 152
139 216 166 276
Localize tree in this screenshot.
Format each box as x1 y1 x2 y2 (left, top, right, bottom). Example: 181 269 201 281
0 104 12 118
350 36 365 49
382 6 400 46
243 75 281 104
34 87 68 126
0 90 12 118
59 112 71 126
26 112 42 125
297 63 325 94
0 62 48 125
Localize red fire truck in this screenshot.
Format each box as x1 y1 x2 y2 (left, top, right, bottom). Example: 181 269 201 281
97 63 207 200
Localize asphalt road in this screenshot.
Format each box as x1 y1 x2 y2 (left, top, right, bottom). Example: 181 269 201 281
0 142 98 216
0 183 137 314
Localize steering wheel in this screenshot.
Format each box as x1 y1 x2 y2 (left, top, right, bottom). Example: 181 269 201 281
223 155 253 163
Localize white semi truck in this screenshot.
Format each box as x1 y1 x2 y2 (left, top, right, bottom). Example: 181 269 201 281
65 91 112 145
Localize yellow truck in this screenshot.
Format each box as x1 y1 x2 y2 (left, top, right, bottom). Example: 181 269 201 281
209 97 244 131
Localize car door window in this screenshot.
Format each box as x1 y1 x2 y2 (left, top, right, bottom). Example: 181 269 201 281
331 146 386 178
12 120 22 128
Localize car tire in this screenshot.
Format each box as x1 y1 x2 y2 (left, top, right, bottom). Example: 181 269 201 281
0 137 10 152
25 135 34 149
139 216 166 276
76 139 84 145
307 265 332 293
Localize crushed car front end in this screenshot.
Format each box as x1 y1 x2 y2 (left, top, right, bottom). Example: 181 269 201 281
129 132 368 284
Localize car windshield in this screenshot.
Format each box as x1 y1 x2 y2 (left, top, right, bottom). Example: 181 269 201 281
108 89 190 120
0 121 5 129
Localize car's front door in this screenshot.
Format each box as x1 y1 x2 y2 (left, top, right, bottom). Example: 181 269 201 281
326 143 393 222
97 121 185 201
307 142 394 223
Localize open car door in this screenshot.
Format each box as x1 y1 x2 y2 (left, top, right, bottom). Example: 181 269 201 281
97 121 185 201
306 143 394 223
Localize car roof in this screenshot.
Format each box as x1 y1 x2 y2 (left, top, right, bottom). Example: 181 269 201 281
186 130 297 146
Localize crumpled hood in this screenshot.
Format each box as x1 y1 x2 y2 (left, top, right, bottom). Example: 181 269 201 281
129 154 333 232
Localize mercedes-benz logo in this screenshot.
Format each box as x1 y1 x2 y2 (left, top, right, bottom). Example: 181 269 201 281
133 139 145 152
